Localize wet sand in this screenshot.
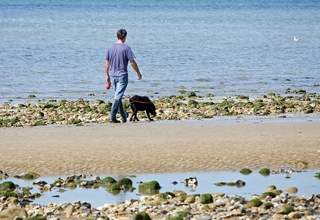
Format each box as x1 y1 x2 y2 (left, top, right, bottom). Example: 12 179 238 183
1 117 320 175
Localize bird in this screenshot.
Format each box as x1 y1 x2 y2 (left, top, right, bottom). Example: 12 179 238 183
293 36 300 42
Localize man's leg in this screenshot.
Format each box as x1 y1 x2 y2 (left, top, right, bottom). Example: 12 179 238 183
110 77 120 122
110 75 128 123
117 75 128 122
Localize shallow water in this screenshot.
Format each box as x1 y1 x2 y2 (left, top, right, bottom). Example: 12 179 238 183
2 170 320 207
0 0 320 103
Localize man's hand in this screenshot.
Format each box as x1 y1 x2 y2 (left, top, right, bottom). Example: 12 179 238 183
105 78 111 90
130 59 142 80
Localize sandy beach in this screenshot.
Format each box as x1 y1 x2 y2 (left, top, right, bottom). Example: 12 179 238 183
0 117 319 176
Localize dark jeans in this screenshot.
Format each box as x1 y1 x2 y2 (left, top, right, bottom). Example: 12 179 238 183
110 74 128 121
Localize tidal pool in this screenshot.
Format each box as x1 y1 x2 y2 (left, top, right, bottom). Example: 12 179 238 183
2 170 319 208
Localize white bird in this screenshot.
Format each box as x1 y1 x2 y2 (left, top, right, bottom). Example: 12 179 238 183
293 36 300 42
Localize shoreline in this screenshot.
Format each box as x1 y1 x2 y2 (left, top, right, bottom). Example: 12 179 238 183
1 118 320 176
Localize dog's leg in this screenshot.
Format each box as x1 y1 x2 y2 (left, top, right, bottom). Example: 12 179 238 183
146 111 153 121
134 111 139 121
129 105 135 122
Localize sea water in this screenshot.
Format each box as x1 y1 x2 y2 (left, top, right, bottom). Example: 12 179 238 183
1 170 320 207
0 0 320 103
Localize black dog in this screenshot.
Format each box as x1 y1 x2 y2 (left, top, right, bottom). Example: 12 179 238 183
129 95 156 121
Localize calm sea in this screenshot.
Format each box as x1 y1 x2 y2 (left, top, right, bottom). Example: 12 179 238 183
0 0 319 103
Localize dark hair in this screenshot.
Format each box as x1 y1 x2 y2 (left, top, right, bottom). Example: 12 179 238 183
117 29 127 40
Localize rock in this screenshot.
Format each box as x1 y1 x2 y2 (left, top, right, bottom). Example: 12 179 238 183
138 181 161 195
118 178 133 190
133 212 152 220
235 180 246 187
184 177 198 188
259 168 270 176
102 176 116 186
173 191 187 202
239 168 252 175
286 187 298 194
64 204 74 217
0 181 16 191
278 204 294 214
262 202 274 210
107 182 121 195
200 193 213 204
17 172 40 180
185 195 196 203
247 198 262 208
0 207 27 219
288 211 302 219
266 185 277 192
25 215 47 220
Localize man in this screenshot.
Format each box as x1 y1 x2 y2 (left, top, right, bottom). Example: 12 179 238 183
105 29 142 123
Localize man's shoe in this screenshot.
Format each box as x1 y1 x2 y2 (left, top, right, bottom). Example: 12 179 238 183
110 119 121 123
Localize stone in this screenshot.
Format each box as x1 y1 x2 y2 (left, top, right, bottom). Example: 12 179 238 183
278 204 294 214
18 172 40 180
185 195 196 204
200 194 213 204
0 207 27 219
286 187 298 194
288 211 302 219
103 176 116 185
0 181 16 191
247 198 262 208
239 168 252 175
138 181 161 195
118 178 133 190
259 168 270 176
133 212 152 220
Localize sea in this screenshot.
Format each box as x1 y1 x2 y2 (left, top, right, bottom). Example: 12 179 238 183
0 0 320 103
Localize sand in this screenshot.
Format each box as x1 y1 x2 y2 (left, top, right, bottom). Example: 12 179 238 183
0 117 320 176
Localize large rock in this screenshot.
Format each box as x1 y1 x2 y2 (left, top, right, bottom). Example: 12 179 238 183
0 207 27 219
200 194 213 204
138 181 161 195
133 212 152 220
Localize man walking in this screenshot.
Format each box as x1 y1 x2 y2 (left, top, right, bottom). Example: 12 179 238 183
105 29 142 123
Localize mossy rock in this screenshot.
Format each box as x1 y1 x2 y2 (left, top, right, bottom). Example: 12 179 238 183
0 190 18 197
19 172 40 180
28 94 36 98
0 117 19 126
240 168 252 175
259 168 270 176
263 202 274 210
315 172 320 179
102 176 116 185
108 182 121 194
247 198 263 207
200 193 213 204
260 191 278 198
237 95 249 100
278 204 294 214
187 91 197 97
214 182 226 186
26 216 47 220
133 212 152 220
118 177 133 190
0 181 16 191
157 193 168 201
139 181 161 195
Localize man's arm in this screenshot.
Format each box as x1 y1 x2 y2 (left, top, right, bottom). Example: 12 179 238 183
104 60 111 89
130 59 142 80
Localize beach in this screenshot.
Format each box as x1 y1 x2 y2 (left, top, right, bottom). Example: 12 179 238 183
1 117 320 176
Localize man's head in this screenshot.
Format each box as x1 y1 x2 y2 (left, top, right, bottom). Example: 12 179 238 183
117 29 127 42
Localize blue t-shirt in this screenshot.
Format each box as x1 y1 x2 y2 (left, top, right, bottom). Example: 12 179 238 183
105 43 135 77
